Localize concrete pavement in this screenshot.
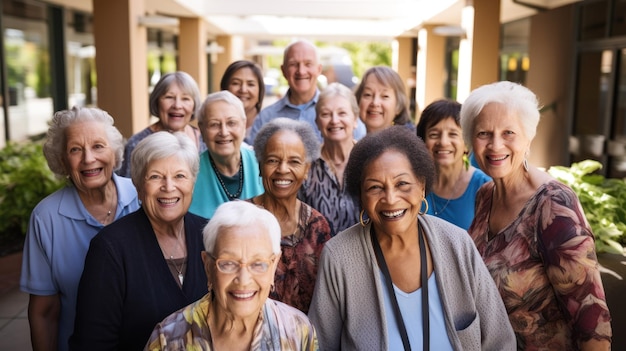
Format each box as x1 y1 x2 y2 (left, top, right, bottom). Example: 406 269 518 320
0 251 31 351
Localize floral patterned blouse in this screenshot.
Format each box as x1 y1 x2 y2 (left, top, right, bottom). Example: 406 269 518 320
246 199 333 314
469 180 612 350
272 202 332 314
144 293 319 351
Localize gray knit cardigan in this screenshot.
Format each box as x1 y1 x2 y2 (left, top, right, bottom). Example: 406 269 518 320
308 214 516 351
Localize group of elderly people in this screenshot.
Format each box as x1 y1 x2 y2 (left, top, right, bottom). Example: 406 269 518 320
19 39 612 351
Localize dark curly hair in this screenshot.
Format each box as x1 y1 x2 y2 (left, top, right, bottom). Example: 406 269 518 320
345 126 435 201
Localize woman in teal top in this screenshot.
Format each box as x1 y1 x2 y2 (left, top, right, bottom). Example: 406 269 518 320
416 99 491 230
189 91 264 219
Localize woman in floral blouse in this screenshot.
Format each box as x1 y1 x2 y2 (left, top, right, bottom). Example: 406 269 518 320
249 118 333 314
145 201 317 350
460 81 612 350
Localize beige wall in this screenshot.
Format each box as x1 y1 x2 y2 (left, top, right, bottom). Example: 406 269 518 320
526 4 575 168
93 0 148 138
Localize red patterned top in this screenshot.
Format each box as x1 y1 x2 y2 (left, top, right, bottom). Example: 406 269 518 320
469 180 612 350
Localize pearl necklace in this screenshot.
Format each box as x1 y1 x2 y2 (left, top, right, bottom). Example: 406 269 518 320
209 154 243 200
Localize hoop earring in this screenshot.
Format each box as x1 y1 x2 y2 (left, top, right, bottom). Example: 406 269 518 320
523 158 529 172
419 197 429 215
359 209 370 227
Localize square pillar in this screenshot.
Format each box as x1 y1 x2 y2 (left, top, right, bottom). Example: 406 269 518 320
179 18 208 97
93 0 148 138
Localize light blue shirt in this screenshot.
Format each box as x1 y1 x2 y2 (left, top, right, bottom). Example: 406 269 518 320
247 89 366 144
20 174 140 351
381 271 454 351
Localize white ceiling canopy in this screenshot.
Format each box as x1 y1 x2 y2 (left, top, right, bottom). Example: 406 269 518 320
47 0 582 41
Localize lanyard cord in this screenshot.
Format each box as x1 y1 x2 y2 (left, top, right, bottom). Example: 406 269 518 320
370 222 429 351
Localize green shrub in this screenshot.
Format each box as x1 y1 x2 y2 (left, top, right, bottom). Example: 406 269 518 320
0 140 65 241
548 160 626 254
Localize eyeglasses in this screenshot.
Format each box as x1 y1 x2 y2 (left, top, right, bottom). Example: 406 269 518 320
208 253 276 274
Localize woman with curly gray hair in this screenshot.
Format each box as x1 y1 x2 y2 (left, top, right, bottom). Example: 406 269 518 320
20 106 140 351
248 117 333 314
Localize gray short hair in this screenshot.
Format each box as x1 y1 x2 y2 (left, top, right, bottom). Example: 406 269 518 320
130 131 200 189
316 82 359 120
253 117 320 163
43 106 124 176
460 81 540 151
196 90 247 126
149 71 201 120
203 200 281 254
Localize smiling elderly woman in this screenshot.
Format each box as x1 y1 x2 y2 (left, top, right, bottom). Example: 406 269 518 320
145 200 318 351
249 117 333 314
71 131 208 351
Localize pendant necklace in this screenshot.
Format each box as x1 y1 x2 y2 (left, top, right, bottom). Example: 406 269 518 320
163 225 186 285
209 154 244 200
432 172 461 215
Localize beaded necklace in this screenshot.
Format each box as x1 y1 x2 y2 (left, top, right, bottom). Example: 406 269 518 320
209 154 243 200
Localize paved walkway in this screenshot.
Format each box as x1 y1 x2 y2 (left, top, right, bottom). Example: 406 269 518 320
0 250 624 350
0 251 31 351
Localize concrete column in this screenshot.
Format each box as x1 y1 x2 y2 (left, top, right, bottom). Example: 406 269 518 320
178 18 208 97
457 0 500 102
415 25 446 118
211 35 245 93
394 37 415 109
93 0 148 138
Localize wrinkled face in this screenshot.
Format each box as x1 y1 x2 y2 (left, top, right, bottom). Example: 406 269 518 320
472 103 530 180
361 150 424 236
202 225 278 321
64 121 116 194
200 100 245 160
260 130 310 200
316 95 358 143
281 43 322 98
226 67 260 114
158 83 195 132
140 155 195 227
423 117 466 169
358 75 398 133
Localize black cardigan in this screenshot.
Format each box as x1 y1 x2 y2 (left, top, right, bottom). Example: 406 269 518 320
70 208 208 350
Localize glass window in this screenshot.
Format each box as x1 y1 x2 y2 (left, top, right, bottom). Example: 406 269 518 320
609 48 626 177
66 10 95 107
579 0 608 41
572 50 612 170
2 0 53 144
612 0 626 37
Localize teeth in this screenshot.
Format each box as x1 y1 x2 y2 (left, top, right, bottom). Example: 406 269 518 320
159 198 178 204
489 155 507 161
232 292 254 299
436 151 452 154
382 209 405 218
82 169 100 175
274 180 292 186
